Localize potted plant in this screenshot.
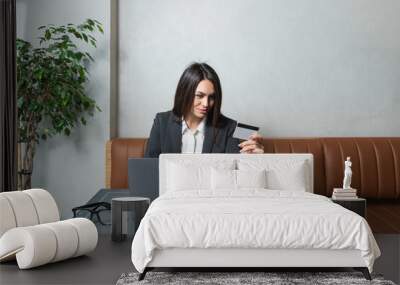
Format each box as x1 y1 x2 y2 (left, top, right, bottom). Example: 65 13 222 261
16 19 103 189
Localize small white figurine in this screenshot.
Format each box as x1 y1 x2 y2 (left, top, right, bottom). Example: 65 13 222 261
343 156 352 189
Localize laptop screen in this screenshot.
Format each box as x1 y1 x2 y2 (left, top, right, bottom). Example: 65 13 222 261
128 158 159 201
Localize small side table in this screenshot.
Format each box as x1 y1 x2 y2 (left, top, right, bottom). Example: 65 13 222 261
331 197 366 218
111 197 150 242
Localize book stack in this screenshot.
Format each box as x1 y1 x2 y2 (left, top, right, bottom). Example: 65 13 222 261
332 188 358 200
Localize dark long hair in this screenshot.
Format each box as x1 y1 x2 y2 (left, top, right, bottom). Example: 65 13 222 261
172 62 222 128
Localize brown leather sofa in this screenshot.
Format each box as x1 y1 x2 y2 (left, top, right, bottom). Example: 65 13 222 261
105 137 400 233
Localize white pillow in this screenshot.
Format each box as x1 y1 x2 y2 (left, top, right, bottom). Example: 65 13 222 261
211 169 267 190
236 169 267 189
238 159 309 191
211 168 236 190
266 162 307 191
166 160 235 192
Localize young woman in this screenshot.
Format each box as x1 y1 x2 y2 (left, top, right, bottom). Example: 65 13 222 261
144 62 264 157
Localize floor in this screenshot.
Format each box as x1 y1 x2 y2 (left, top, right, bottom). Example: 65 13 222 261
367 202 400 233
1 232 399 285
374 234 400 284
0 235 134 285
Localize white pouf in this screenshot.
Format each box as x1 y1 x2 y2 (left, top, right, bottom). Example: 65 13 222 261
0 189 98 269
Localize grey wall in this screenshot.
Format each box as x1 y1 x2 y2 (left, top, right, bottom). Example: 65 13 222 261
17 0 111 218
119 0 400 137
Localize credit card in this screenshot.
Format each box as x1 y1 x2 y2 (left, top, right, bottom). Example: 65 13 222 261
232 123 260 140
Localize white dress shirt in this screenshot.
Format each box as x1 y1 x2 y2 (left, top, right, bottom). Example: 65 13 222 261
181 118 206 154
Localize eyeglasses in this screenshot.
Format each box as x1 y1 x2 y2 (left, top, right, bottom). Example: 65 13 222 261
72 202 111 225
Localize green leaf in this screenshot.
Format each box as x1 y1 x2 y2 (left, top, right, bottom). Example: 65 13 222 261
33 69 44 80
64 128 71 136
75 52 84 61
61 34 70 41
17 96 24 108
45 30 51 40
82 33 88 42
73 32 82 39
85 52 94 61
78 68 85 80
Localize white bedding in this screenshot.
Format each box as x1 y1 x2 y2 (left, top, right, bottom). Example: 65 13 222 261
131 190 380 273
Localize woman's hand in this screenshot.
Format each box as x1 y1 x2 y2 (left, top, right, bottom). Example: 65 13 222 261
239 132 264 154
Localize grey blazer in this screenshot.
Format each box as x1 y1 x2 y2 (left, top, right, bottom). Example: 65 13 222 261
144 110 240 158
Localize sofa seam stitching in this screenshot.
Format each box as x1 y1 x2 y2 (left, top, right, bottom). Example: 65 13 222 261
371 140 381 198
387 139 398 198
2 195 18 227
23 192 41 224
65 220 81 257
354 140 363 197
40 224 59 263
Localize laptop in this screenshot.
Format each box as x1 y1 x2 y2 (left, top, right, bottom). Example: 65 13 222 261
128 158 159 201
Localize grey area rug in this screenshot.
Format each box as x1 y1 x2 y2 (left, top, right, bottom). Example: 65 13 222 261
116 271 396 285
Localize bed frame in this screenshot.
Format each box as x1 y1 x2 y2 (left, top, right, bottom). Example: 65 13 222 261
139 248 371 280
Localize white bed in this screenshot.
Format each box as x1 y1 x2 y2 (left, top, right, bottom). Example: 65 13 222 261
131 154 380 280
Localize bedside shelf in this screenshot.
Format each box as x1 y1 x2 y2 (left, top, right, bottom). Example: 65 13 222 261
331 198 366 218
